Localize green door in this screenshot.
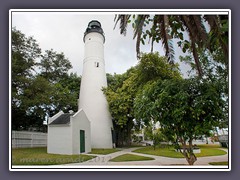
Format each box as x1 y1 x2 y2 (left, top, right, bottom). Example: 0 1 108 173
80 130 85 153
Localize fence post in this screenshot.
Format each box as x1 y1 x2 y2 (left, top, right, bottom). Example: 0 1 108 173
31 132 33 147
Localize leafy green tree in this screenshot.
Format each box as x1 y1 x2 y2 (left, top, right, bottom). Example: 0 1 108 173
134 77 226 165
143 122 168 150
12 106 28 131
106 72 129 91
48 73 80 116
38 50 79 117
12 27 43 130
104 69 138 146
104 53 181 147
22 76 53 113
180 48 228 130
11 28 81 131
136 52 181 84
12 27 41 108
59 72 81 95
39 49 72 83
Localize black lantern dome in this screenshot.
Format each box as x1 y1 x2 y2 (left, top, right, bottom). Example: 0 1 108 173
84 20 105 42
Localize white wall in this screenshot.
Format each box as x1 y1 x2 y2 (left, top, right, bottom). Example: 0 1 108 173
71 109 91 154
79 32 113 148
47 125 72 155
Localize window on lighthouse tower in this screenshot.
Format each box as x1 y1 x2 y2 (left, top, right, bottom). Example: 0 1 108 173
95 62 99 67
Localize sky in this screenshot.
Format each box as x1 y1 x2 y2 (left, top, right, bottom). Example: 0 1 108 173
11 11 190 77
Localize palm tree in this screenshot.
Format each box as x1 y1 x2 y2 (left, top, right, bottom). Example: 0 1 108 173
204 15 229 65
114 14 228 77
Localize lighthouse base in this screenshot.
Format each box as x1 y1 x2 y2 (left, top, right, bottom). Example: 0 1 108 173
90 126 114 149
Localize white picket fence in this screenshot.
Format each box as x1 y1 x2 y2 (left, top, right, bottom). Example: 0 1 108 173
12 131 47 148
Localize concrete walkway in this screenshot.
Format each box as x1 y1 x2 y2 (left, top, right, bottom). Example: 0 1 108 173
60 147 228 166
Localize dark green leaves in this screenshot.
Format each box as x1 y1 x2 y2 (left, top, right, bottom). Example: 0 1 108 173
11 28 80 131
134 77 227 142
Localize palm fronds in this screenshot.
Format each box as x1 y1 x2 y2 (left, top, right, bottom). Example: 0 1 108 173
114 15 131 36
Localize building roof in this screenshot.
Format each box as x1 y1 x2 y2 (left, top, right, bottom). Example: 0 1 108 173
49 113 74 125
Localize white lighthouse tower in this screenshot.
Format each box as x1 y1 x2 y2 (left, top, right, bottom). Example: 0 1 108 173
78 20 114 149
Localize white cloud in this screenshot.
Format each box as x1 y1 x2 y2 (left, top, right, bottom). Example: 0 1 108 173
11 11 190 77
12 12 138 75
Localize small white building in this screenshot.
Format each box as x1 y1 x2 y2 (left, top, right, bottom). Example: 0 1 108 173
47 109 91 155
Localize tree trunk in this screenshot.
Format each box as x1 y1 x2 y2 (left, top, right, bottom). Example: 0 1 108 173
125 118 134 146
187 138 197 165
115 127 124 147
126 122 131 146
187 154 197 165
179 138 197 165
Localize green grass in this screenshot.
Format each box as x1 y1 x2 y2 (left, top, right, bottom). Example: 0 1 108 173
196 144 223 148
209 161 228 165
12 147 95 165
121 144 145 148
109 153 154 162
89 148 120 155
133 144 227 158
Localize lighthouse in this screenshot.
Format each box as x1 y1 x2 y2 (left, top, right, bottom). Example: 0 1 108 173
47 20 114 155
78 20 114 149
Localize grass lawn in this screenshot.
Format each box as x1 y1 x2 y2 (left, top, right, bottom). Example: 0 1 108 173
197 144 226 149
133 144 227 158
209 161 228 165
109 153 154 162
89 148 120 155
12 147 95 165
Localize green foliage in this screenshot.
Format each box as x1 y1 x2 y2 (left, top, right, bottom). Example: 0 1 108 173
137 52 182 84
23 76 53 108
114 15 229 163
105 73 137 127
12 27 41 78
135 77 226 138
104 69 137 146
134 77 227 165
11 28 80 131
180 49 228 129
12 28 44 131
104 52 181 147
109 153 154 162
39 49 72 83
144 126 168 149
48 73 80 116
12 28 41 104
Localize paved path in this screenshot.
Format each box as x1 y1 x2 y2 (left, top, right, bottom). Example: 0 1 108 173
60 147 228 166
